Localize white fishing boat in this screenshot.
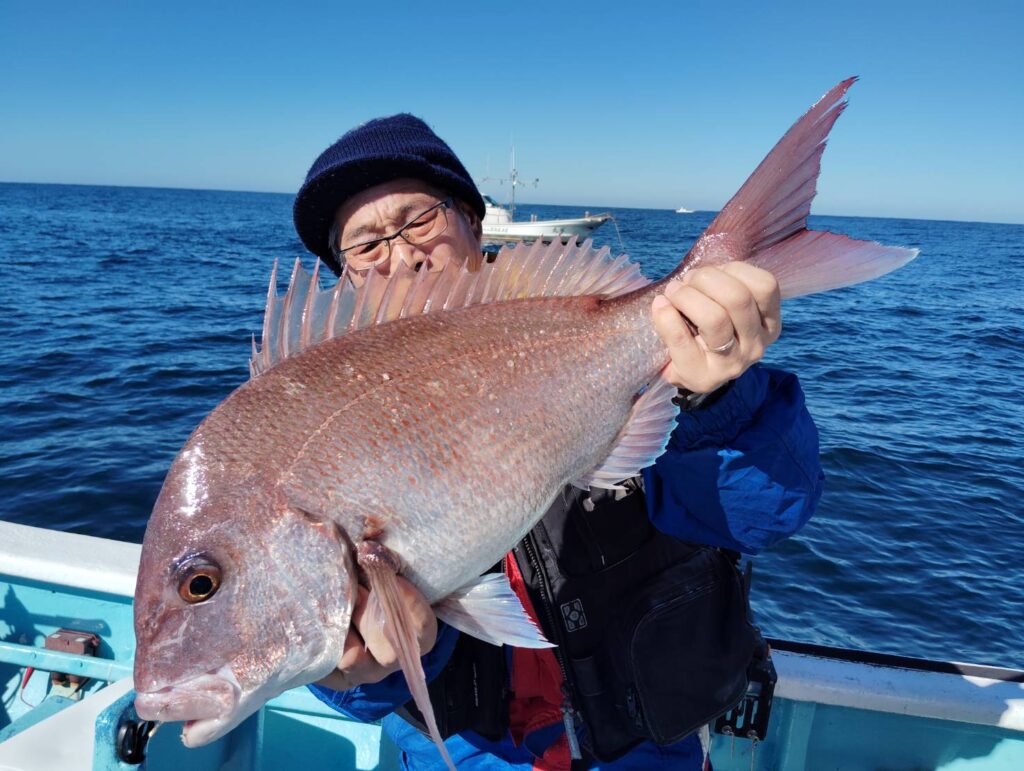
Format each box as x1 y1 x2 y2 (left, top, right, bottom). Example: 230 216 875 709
482 195 611 244
2 518 1023 770
676 206 695 214
479 149 611 244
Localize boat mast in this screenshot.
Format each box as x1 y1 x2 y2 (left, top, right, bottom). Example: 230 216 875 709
510 146 516 220
482 145 538 220
504 145 538 221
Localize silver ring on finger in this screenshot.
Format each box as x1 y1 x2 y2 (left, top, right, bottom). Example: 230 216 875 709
709 336 736 355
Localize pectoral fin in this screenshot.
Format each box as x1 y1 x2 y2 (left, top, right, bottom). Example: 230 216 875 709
575 375 679 490
434 572 554 649
357 543 455 771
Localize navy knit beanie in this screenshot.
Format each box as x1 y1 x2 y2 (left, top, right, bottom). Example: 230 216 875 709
293 114 485 275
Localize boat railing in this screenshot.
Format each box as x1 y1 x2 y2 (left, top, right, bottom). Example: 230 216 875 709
767 638 1024 732
1 520 139 599
3 521 1023 769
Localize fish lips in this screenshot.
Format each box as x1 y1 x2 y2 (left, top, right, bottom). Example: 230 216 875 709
135 667 242 745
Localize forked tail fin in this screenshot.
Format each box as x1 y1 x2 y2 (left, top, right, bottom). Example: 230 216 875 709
666 77 918 298
749 230 917 299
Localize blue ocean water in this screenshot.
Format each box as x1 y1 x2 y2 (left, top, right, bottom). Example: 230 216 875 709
2 182 1022 668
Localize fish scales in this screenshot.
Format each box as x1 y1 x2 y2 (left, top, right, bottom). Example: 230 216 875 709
276 293 662 601
192 292 660 603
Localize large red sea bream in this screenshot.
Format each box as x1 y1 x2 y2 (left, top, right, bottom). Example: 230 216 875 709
132 79 917 768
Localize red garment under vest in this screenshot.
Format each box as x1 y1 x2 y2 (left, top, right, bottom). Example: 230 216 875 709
505 554 572 770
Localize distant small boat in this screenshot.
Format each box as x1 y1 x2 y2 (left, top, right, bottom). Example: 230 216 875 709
675 207 695 214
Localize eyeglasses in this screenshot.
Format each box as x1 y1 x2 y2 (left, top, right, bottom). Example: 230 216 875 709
333 197 455 274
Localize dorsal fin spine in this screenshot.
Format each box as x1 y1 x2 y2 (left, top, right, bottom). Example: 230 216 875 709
375 270 402 325
422 267 451 314
400 264 426 319
539 240 570 296
300 260 321 349
350 269 375 330
260 260 279 375
250 238 651 377
281 257 308 360
473 263 493 304
492 245 516 297
544 241 569 296
273 261 290 365
490 254 514 300
589 246 620 291
523 242 550 294
325 275 342 337
571 242 602 293
443 270 473 311
249 334 259 378
334 273 357 337
582 247 609 292
468 266 487 305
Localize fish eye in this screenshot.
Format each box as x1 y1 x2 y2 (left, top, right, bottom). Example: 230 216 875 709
176 558 222 604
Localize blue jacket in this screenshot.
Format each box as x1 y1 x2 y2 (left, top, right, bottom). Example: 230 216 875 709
310 365 823 768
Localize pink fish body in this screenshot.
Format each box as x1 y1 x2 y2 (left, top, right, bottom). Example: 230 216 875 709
133 79 917 762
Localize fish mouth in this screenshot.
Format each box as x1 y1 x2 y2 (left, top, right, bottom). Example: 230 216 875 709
180 715 238 748
135 666 244 746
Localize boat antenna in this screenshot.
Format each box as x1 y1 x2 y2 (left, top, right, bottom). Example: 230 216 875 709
482 144 538 220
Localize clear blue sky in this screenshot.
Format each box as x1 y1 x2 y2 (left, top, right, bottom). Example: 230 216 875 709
2 1 1021 223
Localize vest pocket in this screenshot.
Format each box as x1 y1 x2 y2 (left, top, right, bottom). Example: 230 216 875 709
621 551 755 745
569 652 638 758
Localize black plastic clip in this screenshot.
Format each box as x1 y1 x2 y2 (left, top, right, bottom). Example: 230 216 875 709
714 641 777 743
116 717 157 764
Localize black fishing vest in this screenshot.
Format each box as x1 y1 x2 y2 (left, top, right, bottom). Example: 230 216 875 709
398 477 760 762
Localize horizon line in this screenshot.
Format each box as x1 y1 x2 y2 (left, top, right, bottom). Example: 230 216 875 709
2 179 1021 228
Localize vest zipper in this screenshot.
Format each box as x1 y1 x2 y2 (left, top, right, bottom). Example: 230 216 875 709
562 697 582 760
519 535 583 760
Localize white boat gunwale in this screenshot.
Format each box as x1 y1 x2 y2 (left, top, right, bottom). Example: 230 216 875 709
3 519 1022 736
0 520 139 598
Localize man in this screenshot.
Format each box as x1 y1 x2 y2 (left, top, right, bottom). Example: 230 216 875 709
292 114 822 769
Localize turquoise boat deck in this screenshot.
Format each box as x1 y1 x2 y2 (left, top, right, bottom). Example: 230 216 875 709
2 521 1023 769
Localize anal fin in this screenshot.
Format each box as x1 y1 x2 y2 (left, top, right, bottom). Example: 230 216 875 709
357 543 455 771
575 376 680 490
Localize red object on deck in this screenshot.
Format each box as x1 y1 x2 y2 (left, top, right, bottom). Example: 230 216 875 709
45 629 100 685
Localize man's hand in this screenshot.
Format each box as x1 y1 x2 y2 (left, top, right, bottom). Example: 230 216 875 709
316 577 438 691
652 263 782 395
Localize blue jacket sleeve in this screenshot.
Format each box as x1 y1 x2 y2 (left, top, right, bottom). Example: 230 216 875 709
307 621 461 722
643 366 823 554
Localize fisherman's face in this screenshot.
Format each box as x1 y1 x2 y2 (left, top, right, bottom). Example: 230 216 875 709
333 178 482 286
